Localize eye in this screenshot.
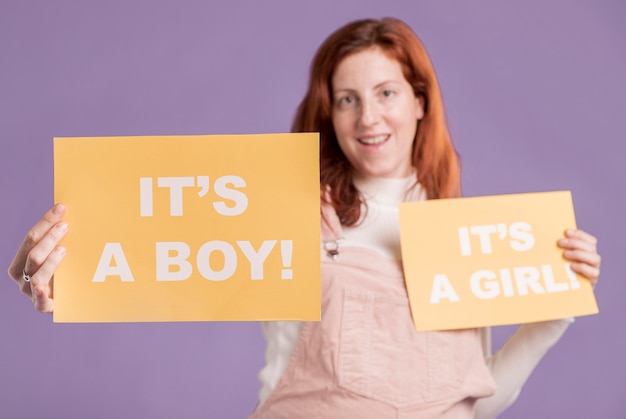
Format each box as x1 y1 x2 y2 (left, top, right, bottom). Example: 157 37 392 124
381 89 395 98
336 94 357 109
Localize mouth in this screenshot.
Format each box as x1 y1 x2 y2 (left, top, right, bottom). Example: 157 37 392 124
357 134 389 145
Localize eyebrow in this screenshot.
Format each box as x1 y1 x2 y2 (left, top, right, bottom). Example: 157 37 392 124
333 79 402 93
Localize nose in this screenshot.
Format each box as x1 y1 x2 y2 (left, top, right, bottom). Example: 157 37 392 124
359 97 381 127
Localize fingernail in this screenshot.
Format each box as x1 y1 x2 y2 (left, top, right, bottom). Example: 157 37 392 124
57 222 69 232
53 203 66 214
56 245 67 255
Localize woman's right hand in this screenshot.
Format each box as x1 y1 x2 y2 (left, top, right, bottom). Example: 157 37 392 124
7 203 68 313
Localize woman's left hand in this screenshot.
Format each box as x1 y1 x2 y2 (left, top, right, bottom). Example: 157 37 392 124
558 229 601 288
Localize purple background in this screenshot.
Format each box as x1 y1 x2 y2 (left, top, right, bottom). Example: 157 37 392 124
1 1 624 418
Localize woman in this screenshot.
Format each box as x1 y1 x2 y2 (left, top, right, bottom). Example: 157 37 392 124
9 17 600 418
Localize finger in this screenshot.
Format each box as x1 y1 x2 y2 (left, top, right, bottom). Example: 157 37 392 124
563 249 602 268
569 262 600 283
8 204 66 281
23 221 69 278
29 245 65 313
32 283 55 313
559 228 597 247
557 231 597 253
566 228 598 245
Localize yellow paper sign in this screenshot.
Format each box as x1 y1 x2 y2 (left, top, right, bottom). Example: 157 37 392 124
53 133 320 323
399 191 598 331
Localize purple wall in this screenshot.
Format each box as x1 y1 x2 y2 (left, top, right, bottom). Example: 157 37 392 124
1 1 624 417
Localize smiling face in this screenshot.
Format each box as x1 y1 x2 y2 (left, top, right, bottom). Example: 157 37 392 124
331 47 424 179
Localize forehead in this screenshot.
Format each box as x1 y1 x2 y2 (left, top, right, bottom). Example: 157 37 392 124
332 47 406 89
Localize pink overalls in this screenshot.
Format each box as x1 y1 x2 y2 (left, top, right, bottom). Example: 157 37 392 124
250 203 495 418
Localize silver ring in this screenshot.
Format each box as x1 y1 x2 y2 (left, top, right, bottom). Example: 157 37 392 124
22 270 31 283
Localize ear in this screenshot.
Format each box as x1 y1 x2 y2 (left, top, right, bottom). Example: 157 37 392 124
415 95 425 120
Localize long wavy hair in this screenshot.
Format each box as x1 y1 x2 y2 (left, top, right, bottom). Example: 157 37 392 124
292 17 460 226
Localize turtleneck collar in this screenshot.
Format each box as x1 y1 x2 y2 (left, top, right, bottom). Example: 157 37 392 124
352 171 421 205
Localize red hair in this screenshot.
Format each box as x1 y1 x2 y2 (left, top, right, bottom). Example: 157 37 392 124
292 17 461 226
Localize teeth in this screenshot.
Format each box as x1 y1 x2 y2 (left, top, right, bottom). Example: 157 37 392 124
358 135 388 145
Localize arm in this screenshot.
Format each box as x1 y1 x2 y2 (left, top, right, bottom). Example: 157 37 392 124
7 203 68 313
475 318 572 418
475 228 601 419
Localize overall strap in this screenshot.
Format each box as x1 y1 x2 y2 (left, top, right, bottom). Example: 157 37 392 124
320 201 343 242
319 187 345 260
